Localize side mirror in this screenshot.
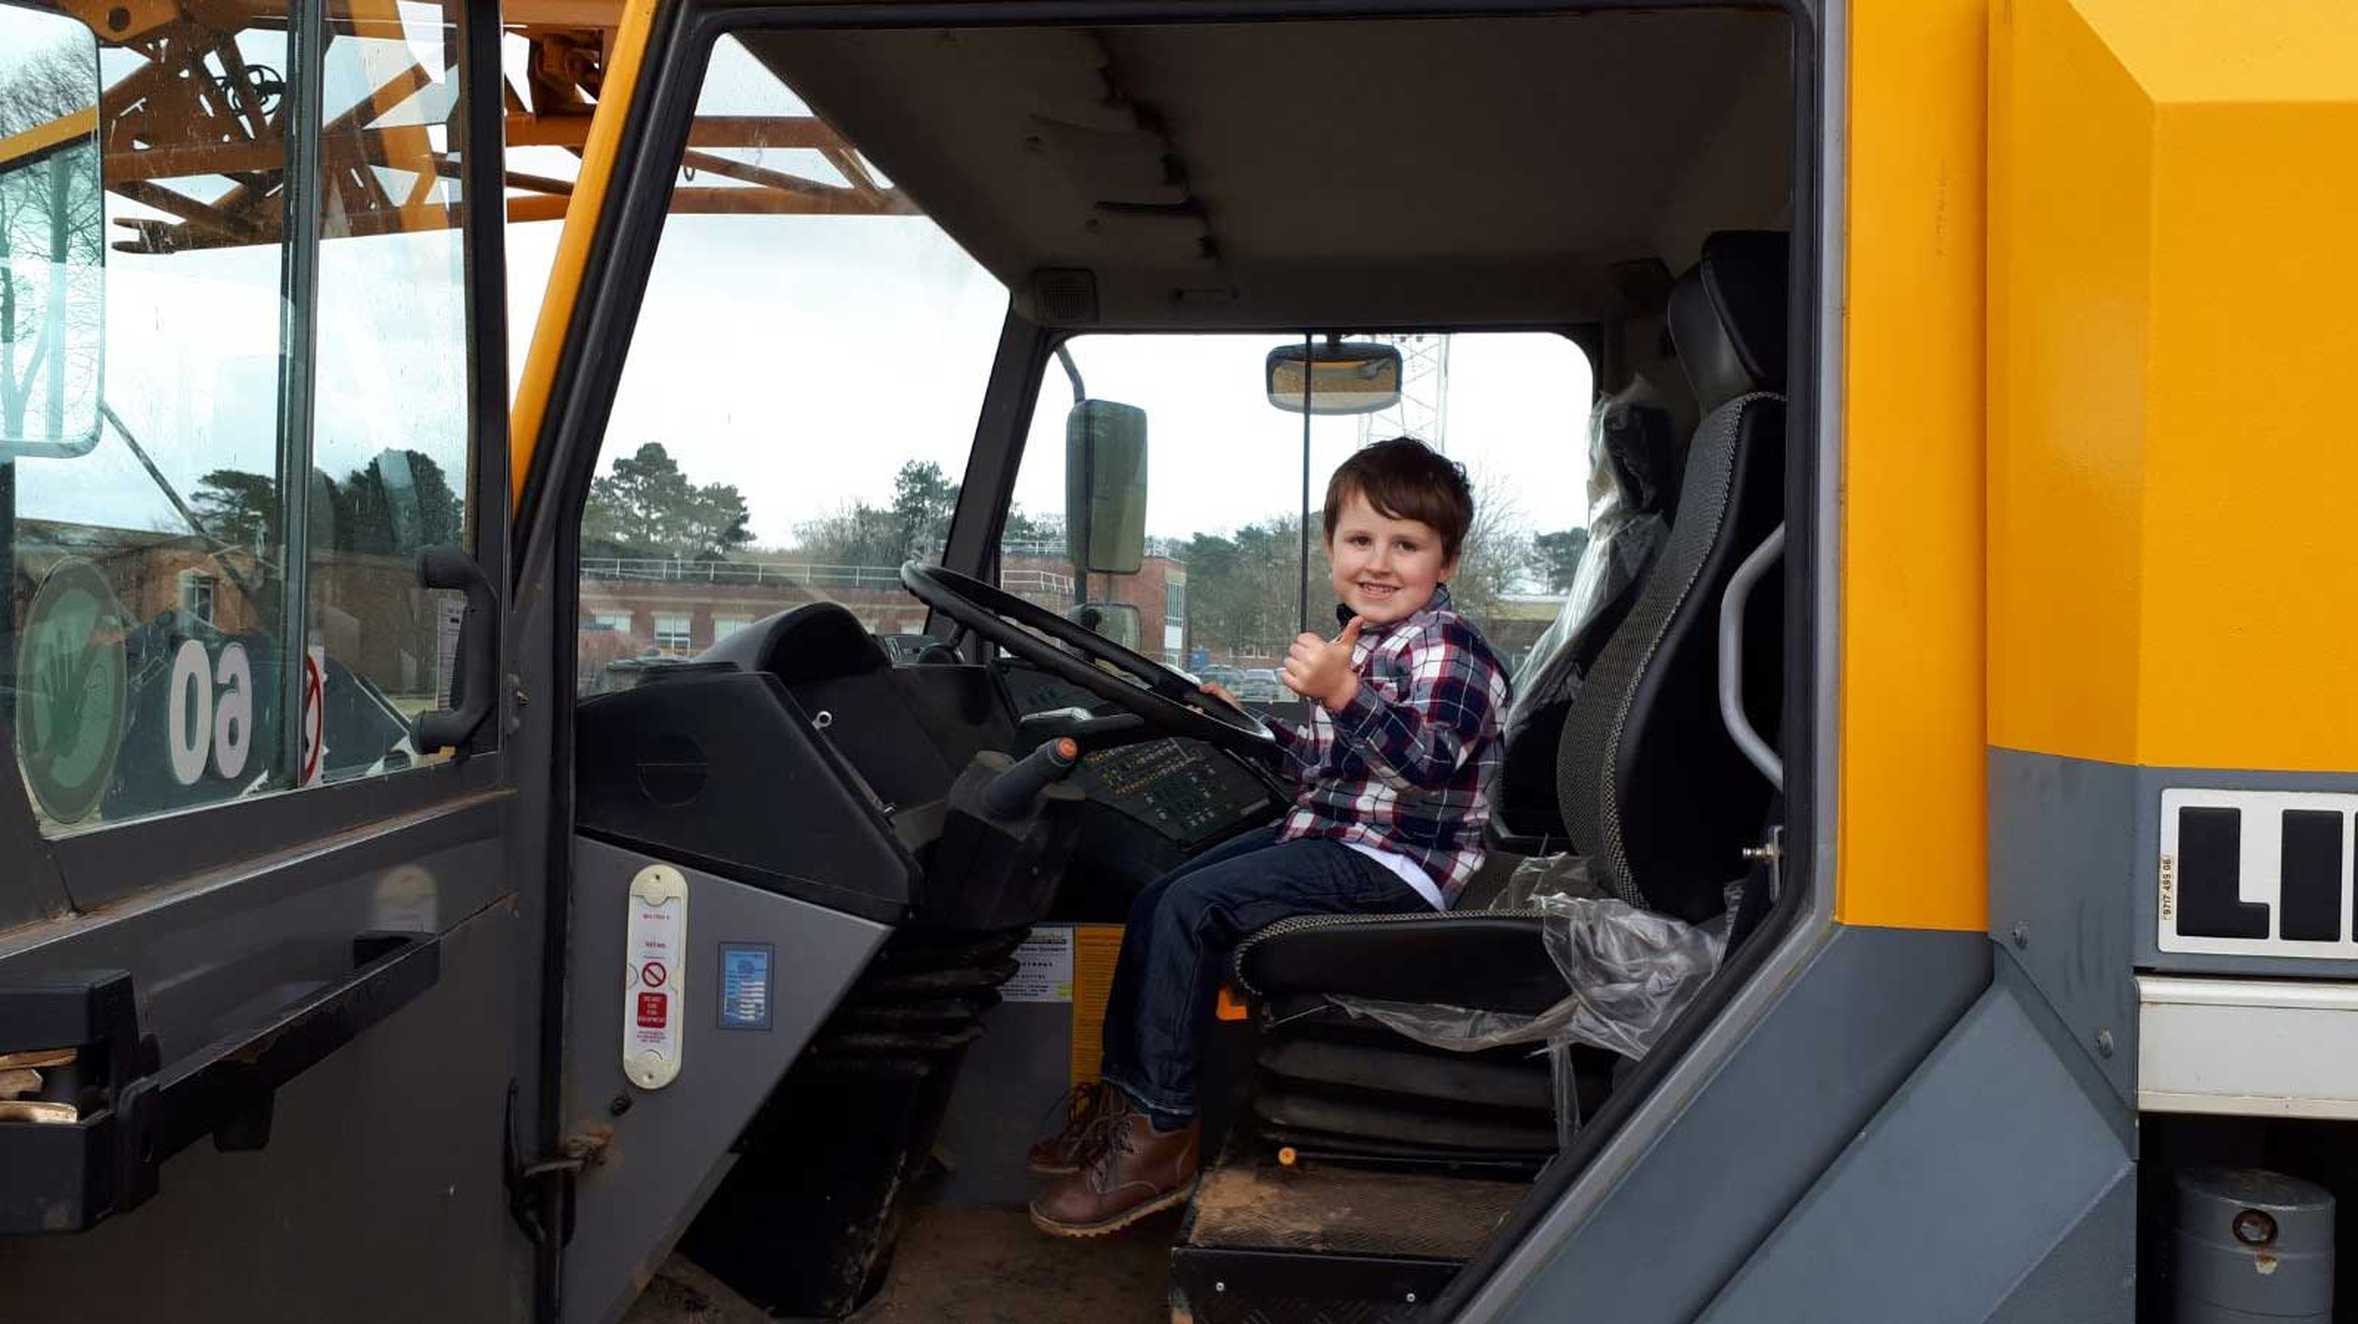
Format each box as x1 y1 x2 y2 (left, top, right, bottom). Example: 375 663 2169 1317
0 8 105 459
1065 398 1146 575
1266 341 1402 416
1066 602 1140 651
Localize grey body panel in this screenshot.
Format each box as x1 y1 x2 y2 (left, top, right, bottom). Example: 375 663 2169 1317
1988 747 2144 1105
1699 952 2135 1324
1482 925 1987 1323
0 794 511 1058
937 999 1074 1207
1988 1170 2138 1324
1988 748 2358 1110
563 837 890 1324
0 894 526 1319
0 772 71 932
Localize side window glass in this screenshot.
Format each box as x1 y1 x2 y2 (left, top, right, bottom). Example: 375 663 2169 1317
4 0 477 836
576 35 1006 695
1007 333 1591 680
305 0 471 785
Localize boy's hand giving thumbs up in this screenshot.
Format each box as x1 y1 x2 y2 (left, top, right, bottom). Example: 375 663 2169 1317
1282 616 1365 712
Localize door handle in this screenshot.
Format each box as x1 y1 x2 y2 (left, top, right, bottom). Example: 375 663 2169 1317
0 931 441 1234
413 545 498 752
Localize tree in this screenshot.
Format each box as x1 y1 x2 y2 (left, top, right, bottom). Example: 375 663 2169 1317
1180 514 1324 658
790 500 901 568
333 449 465 555
890 460 959 563
1527 528 1590 593
581 442 753 561
789 460 969 568
1002 505 1063 554
192 470 280 554
1440 467 1531 635
0 44 104 444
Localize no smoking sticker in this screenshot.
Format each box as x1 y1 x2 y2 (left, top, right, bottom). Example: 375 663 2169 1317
623 865 687 1089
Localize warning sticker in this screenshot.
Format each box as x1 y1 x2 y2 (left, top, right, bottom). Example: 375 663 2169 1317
1069 925 1124 1087
1004 928 1076 1003
623 865 687 1089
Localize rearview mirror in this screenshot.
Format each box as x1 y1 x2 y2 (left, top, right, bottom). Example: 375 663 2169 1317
1065 399 1147 575
0 8 105 459
1066 602 1140 651
1265 341 1402 416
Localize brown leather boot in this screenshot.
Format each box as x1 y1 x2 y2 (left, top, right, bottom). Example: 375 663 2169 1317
1029 1099 1200 1237
1026 1080 1112 1176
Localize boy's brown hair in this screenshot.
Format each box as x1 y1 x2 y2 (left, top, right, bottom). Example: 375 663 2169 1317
1322 436 1474 561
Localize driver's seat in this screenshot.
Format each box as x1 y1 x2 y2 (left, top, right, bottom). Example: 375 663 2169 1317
1231 230 1790 1158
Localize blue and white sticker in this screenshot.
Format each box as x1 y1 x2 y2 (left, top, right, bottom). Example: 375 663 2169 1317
718 943 773 1030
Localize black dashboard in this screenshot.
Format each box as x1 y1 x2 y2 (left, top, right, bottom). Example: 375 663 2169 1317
574 602 1282 923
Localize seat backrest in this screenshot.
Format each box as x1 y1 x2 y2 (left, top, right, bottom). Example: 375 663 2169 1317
1557 231 1789 921
1492 377 1687 843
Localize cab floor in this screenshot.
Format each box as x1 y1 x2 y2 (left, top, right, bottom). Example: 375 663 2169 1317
623 1203 1179 1324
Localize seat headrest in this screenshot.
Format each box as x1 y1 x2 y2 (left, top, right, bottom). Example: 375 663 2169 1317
1668 231 1790 413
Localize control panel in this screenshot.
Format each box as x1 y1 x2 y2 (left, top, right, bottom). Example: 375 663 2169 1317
1074 737 1276 848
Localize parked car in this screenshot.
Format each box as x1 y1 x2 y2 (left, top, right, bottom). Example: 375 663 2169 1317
1239 668 1284 702
1198 664 1244 691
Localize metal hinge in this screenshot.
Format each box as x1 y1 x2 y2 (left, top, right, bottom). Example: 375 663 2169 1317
503 1082 583 1249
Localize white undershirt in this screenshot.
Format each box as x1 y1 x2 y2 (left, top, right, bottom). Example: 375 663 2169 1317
1346 841 1447 911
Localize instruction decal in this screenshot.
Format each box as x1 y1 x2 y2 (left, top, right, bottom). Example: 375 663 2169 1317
718 943 774 1030
1004 927 1076 1003
624 865 687 1089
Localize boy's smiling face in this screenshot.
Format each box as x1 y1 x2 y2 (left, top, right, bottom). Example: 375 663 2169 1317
1328 491 1456 627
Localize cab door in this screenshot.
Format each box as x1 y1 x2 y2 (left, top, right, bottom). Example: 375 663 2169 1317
0 0 539 1317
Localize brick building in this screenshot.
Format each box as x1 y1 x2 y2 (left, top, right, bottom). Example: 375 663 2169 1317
576 552 1189 689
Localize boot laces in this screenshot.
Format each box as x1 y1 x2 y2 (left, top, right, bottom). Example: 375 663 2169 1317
1080 1098 1143 1192
1036 1080 1104 1144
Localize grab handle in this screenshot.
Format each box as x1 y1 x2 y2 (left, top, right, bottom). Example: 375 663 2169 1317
412 545 498 752
1718 524 1784 791
0 932 441 1234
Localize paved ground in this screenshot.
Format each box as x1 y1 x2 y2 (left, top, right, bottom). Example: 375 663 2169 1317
622 1204 1178 1324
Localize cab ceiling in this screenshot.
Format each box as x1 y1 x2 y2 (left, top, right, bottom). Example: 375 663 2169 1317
746 10 1792 330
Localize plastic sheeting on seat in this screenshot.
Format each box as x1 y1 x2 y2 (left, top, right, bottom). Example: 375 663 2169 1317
1494 375 1684 841
1328 869 1728 1061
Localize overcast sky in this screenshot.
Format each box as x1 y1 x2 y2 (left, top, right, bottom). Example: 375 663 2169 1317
509 212 1594 553
19 27 1594 562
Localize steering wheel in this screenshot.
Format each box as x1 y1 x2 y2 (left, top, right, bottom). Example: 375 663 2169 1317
899 562 1278 759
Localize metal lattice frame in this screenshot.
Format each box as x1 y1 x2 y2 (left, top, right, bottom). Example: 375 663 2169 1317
1359 332 1451 451
0 0 913 256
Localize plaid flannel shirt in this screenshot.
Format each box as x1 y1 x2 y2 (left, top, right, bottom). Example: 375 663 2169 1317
1266 585 1513 907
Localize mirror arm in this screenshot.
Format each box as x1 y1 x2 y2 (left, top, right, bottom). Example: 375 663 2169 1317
1055 344 1086 402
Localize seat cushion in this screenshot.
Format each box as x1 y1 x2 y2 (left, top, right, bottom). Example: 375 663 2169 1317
1233 911 1566 1015
1260 1038 1553 1112
1253 1085 1558 1153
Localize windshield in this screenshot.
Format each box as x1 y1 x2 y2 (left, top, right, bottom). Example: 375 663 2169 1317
1001 332 1593 678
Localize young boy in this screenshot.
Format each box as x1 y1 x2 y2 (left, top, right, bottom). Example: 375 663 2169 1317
1029 436 1514 1236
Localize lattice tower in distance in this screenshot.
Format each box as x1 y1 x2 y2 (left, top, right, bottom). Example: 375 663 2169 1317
1358 333 1452 452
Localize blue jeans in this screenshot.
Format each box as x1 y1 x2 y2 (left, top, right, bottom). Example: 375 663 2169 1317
1097 826 1432 1125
